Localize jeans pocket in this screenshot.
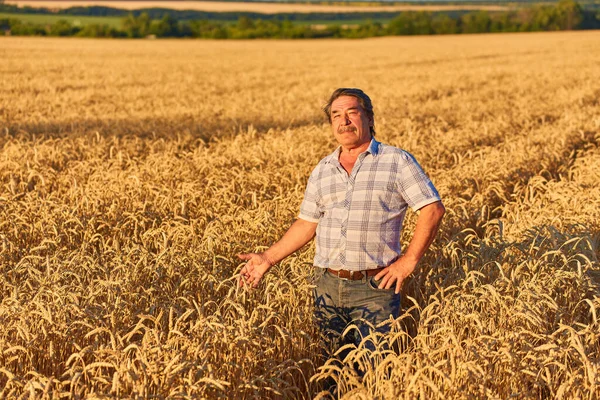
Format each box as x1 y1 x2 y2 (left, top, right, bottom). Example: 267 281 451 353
367 275 393 292
312 267 326 285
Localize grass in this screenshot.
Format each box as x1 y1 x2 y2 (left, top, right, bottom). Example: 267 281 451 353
0 12 123 27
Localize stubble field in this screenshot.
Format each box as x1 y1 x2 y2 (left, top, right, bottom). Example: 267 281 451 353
0 32 599 399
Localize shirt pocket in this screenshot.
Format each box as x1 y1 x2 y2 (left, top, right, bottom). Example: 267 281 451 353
353 180 399 212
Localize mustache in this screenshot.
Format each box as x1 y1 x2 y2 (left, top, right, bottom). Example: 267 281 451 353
337 126 357 133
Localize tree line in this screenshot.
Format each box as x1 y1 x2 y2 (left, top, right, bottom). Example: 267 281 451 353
1 0 598 39
0 2 451 22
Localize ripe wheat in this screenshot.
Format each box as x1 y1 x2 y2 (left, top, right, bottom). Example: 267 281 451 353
0 32 599 398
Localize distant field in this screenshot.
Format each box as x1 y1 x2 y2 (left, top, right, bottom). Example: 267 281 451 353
0 12 123 27
5 0 509 13
299 17 392 26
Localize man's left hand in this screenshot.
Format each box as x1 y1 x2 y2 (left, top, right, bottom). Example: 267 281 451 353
374 201 445 294
374 256 418 294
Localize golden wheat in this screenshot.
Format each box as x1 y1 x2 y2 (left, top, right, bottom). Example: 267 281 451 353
0 32 599 398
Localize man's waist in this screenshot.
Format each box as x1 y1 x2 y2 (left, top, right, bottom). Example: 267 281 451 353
325 267 385 281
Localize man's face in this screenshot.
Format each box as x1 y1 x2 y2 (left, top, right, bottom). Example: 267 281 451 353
330 95 373 150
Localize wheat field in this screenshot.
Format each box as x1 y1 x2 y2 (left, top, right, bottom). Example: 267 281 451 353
0 32 599 399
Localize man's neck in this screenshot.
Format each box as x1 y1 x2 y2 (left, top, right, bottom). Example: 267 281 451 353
340 140 371 158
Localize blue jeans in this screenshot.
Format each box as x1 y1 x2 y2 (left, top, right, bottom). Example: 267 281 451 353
313 267 401 354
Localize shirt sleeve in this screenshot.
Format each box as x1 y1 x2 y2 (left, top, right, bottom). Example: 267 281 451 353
298 167 322 223
397 151 441 211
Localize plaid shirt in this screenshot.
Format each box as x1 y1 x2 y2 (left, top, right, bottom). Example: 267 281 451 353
299 138 441 271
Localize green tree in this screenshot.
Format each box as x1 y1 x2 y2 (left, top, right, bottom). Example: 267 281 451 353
76 23 121 38
122 12 150 38
49 19 78 36
237 16 255 31
189 20 228 39
387 12 434 36
431 14 458 35
413 12 434 35
556 0 583 29
460 11 491 34
530 6 557 31
351 20 384 38
323 24 342 38
7 20 46 36
0 17 11 32
150 14 179 37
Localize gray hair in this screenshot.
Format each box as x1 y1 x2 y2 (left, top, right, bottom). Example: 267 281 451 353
323 88 375 135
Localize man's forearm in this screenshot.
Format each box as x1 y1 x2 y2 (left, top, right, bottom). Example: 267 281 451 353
377 200 445 292
402 201 446 264
263 218 318 265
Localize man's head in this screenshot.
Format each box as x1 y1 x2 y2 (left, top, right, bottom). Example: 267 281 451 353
323 88 375 150
324 88 375 134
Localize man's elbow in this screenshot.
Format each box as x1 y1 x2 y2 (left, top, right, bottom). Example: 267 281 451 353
296 218 318 238
425 201 445 223
435 201 446 222
436 201 446 218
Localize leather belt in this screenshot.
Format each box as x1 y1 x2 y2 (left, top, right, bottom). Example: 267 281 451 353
327 267 385 280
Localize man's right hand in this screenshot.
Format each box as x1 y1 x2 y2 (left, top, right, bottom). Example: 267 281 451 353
237 252 273 288
236 218 317 288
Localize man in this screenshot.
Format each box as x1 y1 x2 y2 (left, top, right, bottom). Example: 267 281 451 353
238 88 445 350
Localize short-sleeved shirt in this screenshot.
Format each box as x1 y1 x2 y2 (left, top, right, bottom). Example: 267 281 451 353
298 138 441 271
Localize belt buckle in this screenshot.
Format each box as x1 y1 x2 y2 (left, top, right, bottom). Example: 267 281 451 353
349 270 364 280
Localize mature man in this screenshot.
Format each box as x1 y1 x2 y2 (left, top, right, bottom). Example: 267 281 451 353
238 88 445 349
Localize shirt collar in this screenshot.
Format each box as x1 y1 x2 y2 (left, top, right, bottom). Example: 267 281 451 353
325 137 380 164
